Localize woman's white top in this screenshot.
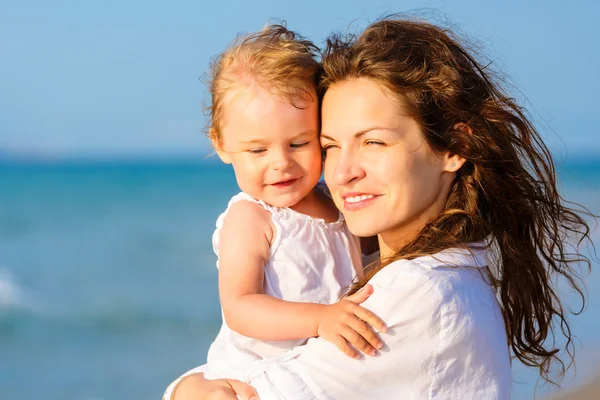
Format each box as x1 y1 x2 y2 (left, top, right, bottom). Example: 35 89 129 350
164 243 511 400
204 187 363 379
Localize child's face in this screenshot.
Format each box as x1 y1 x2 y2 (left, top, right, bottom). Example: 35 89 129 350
216 86 322 208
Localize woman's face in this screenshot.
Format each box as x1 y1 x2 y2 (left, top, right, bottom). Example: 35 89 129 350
321 78 460 255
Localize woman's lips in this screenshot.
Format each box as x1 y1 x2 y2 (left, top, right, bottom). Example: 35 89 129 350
342 194 380 211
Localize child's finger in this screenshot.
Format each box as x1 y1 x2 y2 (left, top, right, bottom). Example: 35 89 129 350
333 333 360 359
341 325 379 356
354 306 388 333
346 317 383 352
345 284 374 304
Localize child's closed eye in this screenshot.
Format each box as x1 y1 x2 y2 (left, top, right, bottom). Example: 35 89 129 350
248 148 267 154
290 141 309 149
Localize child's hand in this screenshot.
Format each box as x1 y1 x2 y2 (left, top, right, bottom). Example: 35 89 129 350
316 284 387 359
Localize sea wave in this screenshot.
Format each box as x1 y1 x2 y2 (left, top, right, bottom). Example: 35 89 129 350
0 266 220 333
0 301 218 342
0 268 27 309
0 307 219 341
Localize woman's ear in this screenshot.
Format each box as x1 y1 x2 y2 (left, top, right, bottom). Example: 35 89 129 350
442 122 470 172
443 153 466 172
210 130 232 164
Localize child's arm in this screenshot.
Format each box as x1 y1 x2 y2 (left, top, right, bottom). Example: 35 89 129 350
218 200 387 358
217 200 319 340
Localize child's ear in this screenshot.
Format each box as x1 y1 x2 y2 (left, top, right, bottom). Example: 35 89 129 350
210 131 231 164
442 122 469 172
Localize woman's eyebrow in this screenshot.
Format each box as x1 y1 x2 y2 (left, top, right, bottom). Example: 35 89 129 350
321 127 393 141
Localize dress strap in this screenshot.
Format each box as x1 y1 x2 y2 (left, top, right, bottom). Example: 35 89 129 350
212 192 282 259
227 192 279 216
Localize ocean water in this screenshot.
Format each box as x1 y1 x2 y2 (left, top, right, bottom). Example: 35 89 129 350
1 159 599 400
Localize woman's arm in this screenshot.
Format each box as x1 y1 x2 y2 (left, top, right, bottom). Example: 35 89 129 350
287 264 443 399
282 259 510 399
165 260 440 400
168 373 258 400
167 253 510 400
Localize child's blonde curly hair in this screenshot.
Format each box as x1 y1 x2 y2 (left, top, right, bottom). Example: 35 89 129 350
206 23 321 144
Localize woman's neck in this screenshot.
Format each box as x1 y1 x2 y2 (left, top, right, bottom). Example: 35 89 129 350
377 182 451 259
377 235 407 259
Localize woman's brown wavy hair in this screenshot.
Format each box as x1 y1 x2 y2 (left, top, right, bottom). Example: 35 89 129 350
322 18 593 385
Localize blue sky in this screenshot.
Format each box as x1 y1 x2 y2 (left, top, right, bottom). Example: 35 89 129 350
1 0 598 159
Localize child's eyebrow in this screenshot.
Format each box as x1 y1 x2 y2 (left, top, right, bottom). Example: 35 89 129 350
238 130 316 144
290 130 317 139
238 139 267 144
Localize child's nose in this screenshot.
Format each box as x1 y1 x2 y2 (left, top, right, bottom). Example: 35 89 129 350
271 149 294 170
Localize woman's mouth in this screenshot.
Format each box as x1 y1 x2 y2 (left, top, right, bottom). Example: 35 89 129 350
342 193 380 211
345 194 374 203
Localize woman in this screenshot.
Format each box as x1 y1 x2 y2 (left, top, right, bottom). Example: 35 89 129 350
165 17 591 399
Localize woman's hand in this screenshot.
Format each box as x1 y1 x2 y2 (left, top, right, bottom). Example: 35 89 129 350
316 284 387 359
170 373 259 400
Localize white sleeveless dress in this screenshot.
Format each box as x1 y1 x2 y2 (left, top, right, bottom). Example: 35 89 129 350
204 184 363 379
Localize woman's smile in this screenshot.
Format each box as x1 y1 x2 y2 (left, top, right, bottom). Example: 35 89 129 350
341 192 381 211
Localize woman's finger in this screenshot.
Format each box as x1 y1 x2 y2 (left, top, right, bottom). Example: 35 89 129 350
204 386 237 400
226 379 260 400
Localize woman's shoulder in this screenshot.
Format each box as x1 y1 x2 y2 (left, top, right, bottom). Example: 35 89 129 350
364 246 508 369
368 245 492 302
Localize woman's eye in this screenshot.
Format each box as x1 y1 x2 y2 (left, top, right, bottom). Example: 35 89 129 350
321 144 338 152
365 140 385 147
248 148 266 154
290 142 309 148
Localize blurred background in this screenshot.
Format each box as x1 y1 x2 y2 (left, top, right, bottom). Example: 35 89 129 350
1 0 598 399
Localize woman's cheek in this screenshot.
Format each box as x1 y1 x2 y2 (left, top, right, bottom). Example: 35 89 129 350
322 153 338 183
363 150 395 177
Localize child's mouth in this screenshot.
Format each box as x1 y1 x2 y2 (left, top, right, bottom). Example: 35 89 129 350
271 178 298 188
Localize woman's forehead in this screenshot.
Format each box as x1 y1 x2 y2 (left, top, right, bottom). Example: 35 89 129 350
320 78 413 139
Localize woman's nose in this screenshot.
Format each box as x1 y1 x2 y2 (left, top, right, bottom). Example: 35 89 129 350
331 149 365 185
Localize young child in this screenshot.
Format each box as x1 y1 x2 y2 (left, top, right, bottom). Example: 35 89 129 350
199 25 387 380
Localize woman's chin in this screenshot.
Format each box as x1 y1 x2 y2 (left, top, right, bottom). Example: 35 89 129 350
345 220 380 238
